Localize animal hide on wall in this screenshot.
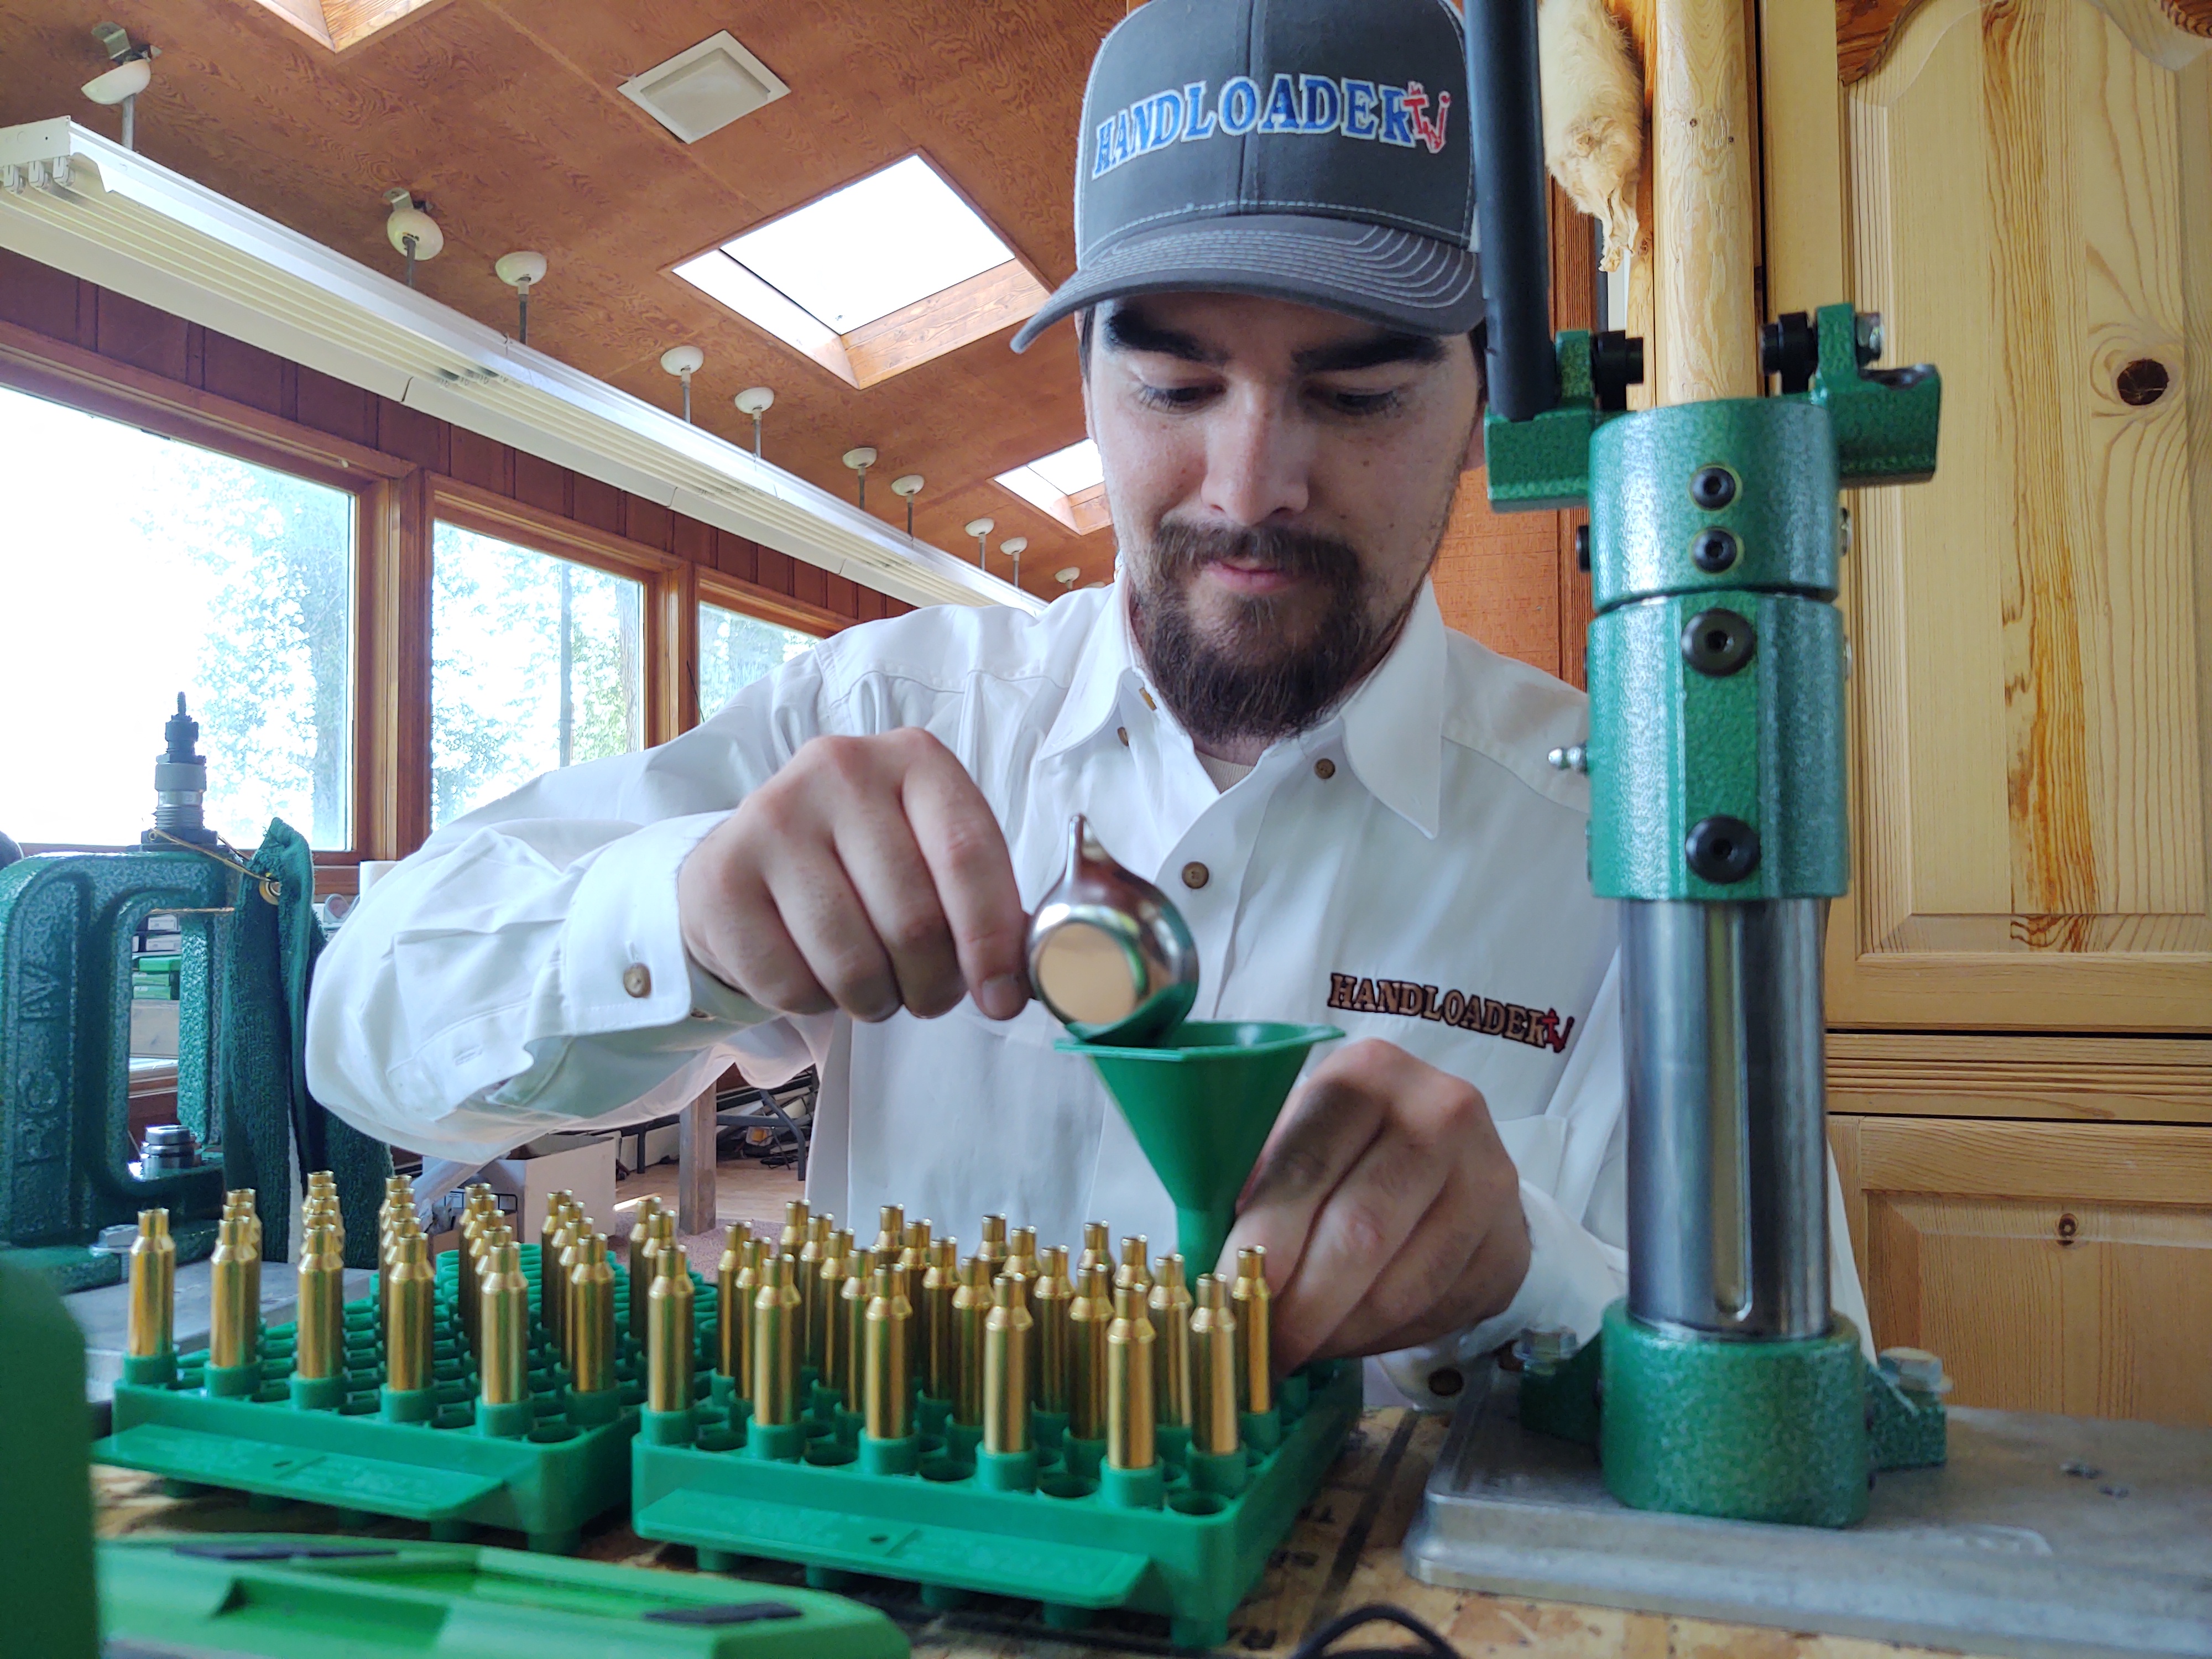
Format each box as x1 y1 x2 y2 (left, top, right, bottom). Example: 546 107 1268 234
1538 0 1650 272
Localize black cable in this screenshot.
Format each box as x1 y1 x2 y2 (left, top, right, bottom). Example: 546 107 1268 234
1288 1603 1461 1659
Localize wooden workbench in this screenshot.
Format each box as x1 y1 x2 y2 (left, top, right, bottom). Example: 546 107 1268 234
93 1409 1972 1658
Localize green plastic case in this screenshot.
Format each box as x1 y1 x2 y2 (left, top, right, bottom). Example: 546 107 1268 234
98 1535 907 1657
632 1359 1363 1650
95 1243 675 1552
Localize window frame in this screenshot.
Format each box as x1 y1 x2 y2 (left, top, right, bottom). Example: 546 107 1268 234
694 578 834 719
0 326 404 872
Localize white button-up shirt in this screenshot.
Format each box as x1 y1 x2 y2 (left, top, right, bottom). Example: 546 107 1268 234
306 580 1869 1402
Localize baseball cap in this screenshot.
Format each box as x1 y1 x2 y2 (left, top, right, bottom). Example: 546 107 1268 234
1009 0 1480 353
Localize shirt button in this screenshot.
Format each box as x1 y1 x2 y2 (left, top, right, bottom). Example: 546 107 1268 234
1182 862 1209 890
622 963 653 998
1314 757 1337 780
1117 726 1129 747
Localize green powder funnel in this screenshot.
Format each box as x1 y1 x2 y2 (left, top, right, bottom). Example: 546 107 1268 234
1061 1021 1342 1277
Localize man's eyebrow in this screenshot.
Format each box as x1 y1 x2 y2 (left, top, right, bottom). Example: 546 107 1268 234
1102 307 1228 366
1292 331 1446 374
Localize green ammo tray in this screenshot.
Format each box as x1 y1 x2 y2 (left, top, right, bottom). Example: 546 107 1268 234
98 1534 907 1658
95 1244 692 1553
631 1358 1363 1651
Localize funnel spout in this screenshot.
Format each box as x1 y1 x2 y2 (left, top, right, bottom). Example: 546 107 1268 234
1062 1021 1341 1274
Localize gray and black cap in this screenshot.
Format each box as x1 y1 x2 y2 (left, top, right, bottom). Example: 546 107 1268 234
1010 0 1480 352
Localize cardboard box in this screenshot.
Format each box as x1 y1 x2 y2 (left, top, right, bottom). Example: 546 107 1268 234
422 1133 618 1241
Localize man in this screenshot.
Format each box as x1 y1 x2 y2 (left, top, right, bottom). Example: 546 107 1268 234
309 0 1867 1404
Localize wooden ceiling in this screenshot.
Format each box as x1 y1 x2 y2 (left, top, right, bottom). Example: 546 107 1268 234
0 0 1126 595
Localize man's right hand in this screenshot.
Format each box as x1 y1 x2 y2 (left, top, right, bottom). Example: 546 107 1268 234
677 729 1031 1024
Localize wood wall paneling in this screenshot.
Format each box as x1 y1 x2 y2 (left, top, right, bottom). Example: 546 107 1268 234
1828 1032 2212 1123
1823 0 2212 1029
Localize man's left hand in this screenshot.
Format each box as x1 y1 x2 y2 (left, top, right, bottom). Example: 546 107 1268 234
1219 1039 1529 1372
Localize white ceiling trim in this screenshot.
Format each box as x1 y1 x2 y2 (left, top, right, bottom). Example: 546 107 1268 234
0 119 1041 615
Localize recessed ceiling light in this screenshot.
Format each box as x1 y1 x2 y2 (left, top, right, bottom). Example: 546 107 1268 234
619 32 789 145
671 155 1046 388
994 439 1110 535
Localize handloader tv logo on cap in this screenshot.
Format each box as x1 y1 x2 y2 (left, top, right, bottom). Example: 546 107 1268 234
1092 72 1454 179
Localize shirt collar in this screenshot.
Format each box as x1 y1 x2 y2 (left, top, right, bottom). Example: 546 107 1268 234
1036 585 1140 764
1334 580 1446 838
1037 577 1448 838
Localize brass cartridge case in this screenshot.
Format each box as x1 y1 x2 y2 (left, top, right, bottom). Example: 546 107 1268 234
540 1191 571 1269
648 1244 697 1415
544 1215 577 1354
863 1264 914 1442
223 1191 262 1318
1151 1254 1193 1428
722 1238 764 1399
920 1238 958 1399
1116 1236 1154 1314
871 1204 905 1261
979 1213 1008 1277
751 1252 801 1426
1031 1245 1071 1412
556 1224 588 1370
983 1271 1033 1455
839 1249 874 1407
126 1209 175 1360
385 1232 436 1392
627 1199 664 1345
779 1198 810 1260
899 1218 931 1277
816 1230 853 1395
795 1214 828 1369
208 1214 259 1369
1067 1262 1113 1441
1233 1246 1272 1412
730 1230 765 1380
294 1224 347 1382
1107 1283 1157 1470
1078 1221 1110 1280
1190 1274 1239 1455
1004 1225 1037 1284
379 1217 418 1342
951 1254 990 1427
570 1235 617 1397
481 1240 530 1407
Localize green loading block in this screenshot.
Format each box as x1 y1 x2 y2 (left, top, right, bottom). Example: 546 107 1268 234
632 1359 1363 1651
95 1243 674 1552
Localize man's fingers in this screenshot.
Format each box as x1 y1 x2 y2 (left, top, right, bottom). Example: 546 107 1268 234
697 868 836 1016
756 836 903 1021
1303 1187 1488 1361
1220 1061 1389 1286
1266 1121 1451 1369
828 794 967 1019
899 737 1030 1020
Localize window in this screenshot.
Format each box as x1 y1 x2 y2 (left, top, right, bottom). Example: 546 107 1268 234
672 155 1048 388
994 438 1112 535
0 383 355 849
698 602 816 718
431 523 645 829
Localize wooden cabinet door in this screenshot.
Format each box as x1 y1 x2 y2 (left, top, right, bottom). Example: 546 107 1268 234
1790 0 2212 1029
1831 1115 2212 1425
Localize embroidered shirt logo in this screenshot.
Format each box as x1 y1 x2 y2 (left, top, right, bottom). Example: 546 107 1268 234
1092 75 1453 179
1326 972 1576 1054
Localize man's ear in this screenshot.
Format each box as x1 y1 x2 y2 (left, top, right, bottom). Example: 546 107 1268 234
1461 409 1486 474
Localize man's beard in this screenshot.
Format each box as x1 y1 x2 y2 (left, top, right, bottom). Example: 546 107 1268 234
1126 520 1417 751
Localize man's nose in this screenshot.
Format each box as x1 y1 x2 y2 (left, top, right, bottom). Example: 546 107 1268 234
1198 394 1312 526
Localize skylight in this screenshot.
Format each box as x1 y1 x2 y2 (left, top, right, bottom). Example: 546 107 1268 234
995 439 1112 535
672 155 1046 388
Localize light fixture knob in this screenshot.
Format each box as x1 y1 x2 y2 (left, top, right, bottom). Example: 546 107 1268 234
1055 566 1082 587
660 345 705 377
889 474 925 499
963 518 995 539
494 251 547 289
383 192 444 260
82 57 151 105
734 386 775 415
842 447 878 471
999 537 1027 556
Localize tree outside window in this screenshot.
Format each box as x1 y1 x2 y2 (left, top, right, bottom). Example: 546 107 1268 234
698 601 816 718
